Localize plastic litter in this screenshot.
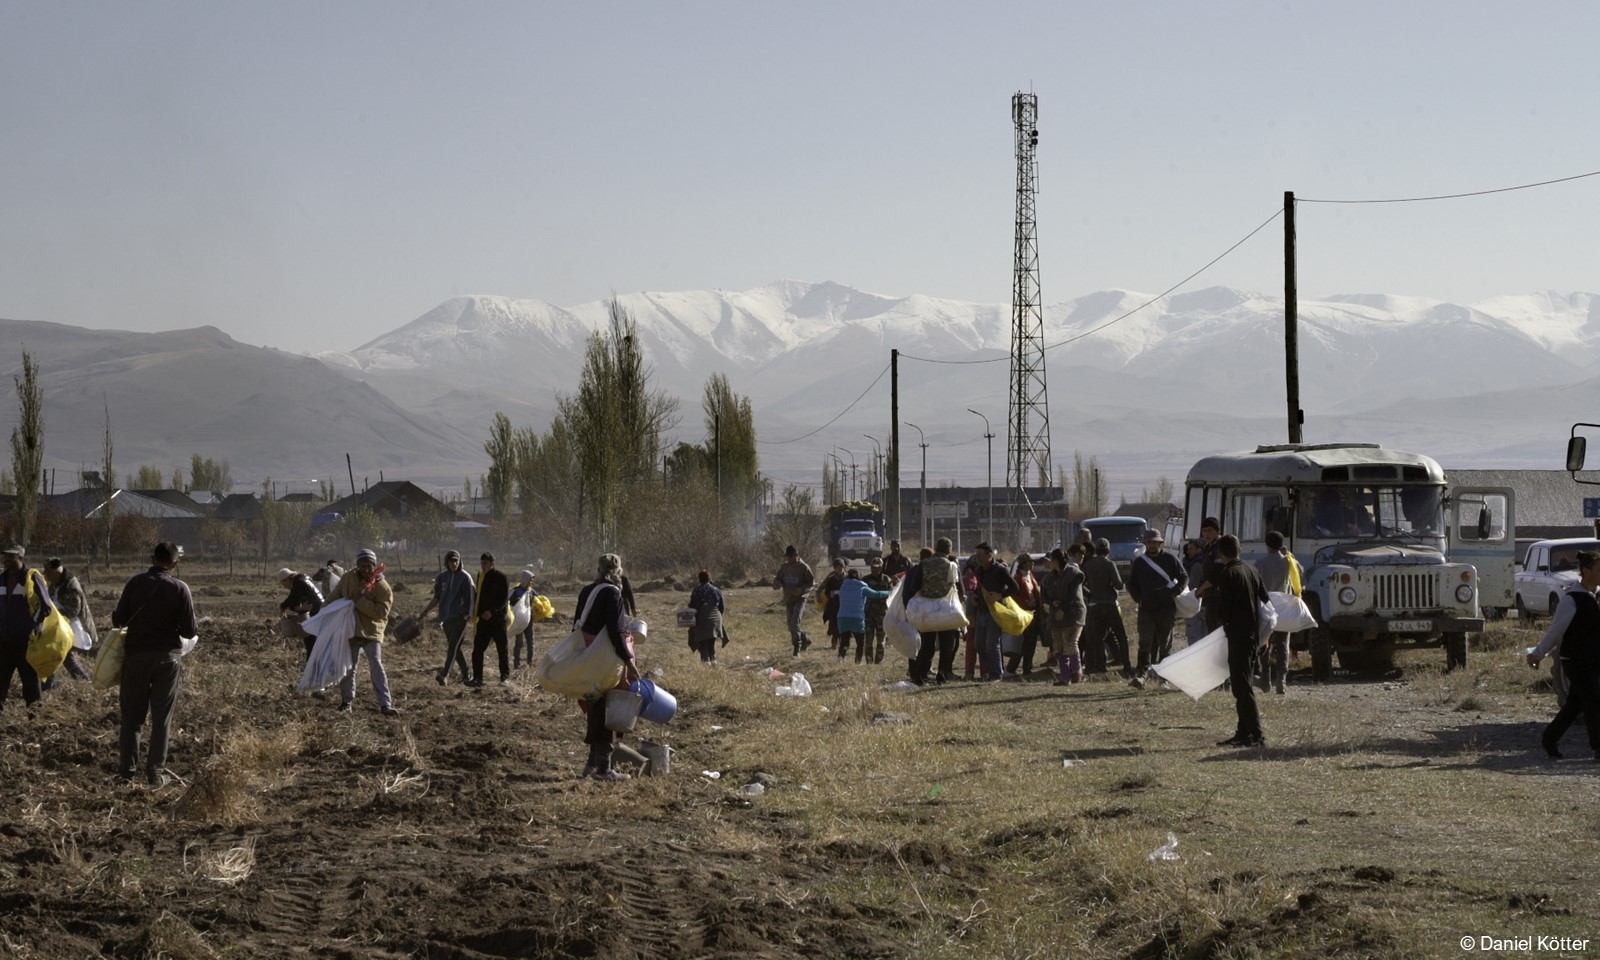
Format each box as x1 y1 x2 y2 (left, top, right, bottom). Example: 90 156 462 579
701 770 722 780
766 668 787 680
1147 831 1180 861
888 679 919 692
775 672 812 697
1062 758 1086 768
738 782 766 797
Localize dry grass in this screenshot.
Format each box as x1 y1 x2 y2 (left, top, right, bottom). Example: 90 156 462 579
173 723 303 823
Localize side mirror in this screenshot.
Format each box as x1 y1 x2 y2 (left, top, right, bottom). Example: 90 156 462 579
1568 436 1587 473
1476 507 1492 540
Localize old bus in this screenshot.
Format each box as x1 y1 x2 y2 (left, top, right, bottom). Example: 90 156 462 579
1184 443 1515 680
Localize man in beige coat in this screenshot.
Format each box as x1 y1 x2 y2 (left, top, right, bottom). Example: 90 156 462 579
328 548 398 716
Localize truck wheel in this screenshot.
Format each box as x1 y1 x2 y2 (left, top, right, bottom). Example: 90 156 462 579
1310 629 1334 683
1443 632 1468 672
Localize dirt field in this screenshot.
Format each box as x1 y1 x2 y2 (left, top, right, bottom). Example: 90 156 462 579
1 564 1597 959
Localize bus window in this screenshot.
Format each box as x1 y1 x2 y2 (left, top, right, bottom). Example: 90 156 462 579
1231 493 1285 542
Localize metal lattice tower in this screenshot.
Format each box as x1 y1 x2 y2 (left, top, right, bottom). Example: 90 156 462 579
1008 92 1050 494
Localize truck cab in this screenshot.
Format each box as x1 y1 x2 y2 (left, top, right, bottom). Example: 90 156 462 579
1185 443 1516 681
827 501 884 562
1079 516 1149 575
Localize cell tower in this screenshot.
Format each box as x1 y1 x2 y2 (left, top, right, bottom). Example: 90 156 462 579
1008 92 1050 494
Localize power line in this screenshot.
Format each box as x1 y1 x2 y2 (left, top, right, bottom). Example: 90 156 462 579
757 361 891 445
1297 168 1600 204
899 206 1284 365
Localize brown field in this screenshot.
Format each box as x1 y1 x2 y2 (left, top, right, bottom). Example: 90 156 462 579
1 562 1597 959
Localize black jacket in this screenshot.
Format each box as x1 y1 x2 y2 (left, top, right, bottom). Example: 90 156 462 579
477 568 510 618
1128 550 1187 610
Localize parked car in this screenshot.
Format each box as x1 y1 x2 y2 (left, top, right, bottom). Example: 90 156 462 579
1513 537 1600 618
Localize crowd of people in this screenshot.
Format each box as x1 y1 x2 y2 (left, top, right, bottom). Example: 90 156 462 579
2 523 1594 789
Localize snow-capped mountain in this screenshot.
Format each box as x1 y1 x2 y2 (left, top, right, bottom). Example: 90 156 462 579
6 280 1595 504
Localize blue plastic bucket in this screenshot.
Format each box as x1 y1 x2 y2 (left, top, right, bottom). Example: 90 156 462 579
630 678 678 724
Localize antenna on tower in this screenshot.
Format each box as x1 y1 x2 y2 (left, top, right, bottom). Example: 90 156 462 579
1008 92 1051 528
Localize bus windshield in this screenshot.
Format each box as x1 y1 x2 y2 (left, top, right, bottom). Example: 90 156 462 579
1084 520 1146 543
1298 485 1443 539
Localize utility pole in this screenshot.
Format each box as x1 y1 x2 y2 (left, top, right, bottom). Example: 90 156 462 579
906 422 928 547
968 408 994 546
890 349 900 543
1285 190 1302 444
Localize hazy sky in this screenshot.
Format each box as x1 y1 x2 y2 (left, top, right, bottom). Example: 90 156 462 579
4 1 1599 353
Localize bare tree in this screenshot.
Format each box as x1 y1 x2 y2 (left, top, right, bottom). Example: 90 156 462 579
9 352 43 546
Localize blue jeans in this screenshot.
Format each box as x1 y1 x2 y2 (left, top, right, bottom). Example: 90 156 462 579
973 609 1003 679
341 640 392 709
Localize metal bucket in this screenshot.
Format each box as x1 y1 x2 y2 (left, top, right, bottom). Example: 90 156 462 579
604 688 644 732
638 739 673 776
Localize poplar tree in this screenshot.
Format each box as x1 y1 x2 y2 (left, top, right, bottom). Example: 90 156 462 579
9 352 43 546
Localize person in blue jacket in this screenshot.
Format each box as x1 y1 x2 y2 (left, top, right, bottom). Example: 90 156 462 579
834 569 891 664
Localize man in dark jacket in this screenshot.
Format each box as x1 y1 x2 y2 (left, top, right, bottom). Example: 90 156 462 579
1128 530 1187 687
112 541 198 785
881 540 912 579
470 552 510 687
420 550 475 684
276 567 325 660
903 537 965 685
970 542 1019 681
1082 538 1130 676
1527 549 1600 759
1215 534 1269 748
0 545 54 712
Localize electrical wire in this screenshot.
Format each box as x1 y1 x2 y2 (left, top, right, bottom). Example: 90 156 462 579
756 361 891 445
1297 168 1600 204
897 206 1284 365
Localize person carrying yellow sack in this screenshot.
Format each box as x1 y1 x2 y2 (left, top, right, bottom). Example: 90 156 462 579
1 544 57 712
469 552 511 687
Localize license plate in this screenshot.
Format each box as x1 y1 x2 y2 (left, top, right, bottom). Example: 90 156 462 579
1386 619 1431 633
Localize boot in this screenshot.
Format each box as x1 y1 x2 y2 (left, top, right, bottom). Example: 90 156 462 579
874 642 884 664
1055 657 1070 686
855 649 864 664
1272 665 1286 695
1069 654 1084 683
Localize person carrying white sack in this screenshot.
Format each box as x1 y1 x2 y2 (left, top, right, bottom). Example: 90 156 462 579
327 548 399 717
1254 531 1298 695
575 553 640 781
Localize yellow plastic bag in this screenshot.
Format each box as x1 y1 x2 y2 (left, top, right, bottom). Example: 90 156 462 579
1287 554 1303 597
27 608 74 680
989 595 1033 635
93 628 127 690
531 595 554 622
536 628 625 699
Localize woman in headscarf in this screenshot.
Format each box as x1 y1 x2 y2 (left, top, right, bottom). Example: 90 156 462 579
688 569 724 664
575 553 639 781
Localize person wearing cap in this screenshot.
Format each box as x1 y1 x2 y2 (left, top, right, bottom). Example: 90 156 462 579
420 550 474 684
1127 529 1187 688
326 548 398 715
275 567 325 659
1195 516 1224 631
1082 537 1130 677
469 552 510 687
773 545 815 656
881 540 911 579
861 555 895 664
0 545 55 713
576 553 640 781
509 569 538 670
110 541 197 784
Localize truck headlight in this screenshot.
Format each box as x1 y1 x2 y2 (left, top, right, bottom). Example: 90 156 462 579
1455 583 1474 603
1338 586 1357 606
